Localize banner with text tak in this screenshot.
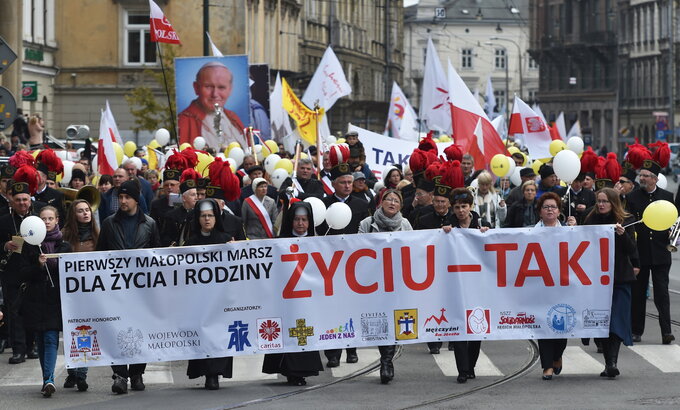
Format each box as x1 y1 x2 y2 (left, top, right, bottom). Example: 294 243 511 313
60 225 614 368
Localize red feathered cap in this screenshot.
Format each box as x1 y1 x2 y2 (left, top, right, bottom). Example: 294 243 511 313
214 161 241 202
36 149 64 174
594 153 621 189
165 149 189 171
625 139 652 169
409 149 430 173
11 164 39 195
648 141 670 168
440 160 465 190
418 134 438 155
179 168 202 194
424 161 443 182
9 151 35 169
579 147 599 173
328 144 350 167
181 147 199 170
443 144 463 162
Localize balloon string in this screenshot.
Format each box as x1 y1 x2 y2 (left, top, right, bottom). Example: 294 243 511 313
623 220 642 229
40 249 55 288
324 226 331 236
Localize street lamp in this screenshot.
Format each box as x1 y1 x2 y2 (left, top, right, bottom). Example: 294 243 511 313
489 36 523 99
485 42 510 120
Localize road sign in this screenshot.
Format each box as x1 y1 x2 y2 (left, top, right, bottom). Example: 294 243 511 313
656 130 670 140
0 87 17 131
0 36 18 76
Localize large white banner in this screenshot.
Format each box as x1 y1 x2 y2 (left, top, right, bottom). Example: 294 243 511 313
60 226 614 368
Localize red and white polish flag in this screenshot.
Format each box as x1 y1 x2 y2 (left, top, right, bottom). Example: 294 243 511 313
447 60 507 169
98 109 119 176
508 96 552 159
149 0 181 44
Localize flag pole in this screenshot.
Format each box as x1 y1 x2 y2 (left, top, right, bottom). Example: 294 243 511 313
248 127 258 165
314 104 321 179
155 43 178 144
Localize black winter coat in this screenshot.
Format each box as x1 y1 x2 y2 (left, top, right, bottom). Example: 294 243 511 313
20 240 71 331
626 186 674 265
504 200 539 227
584 213 638 284
316 194 369 235
97 208 160 251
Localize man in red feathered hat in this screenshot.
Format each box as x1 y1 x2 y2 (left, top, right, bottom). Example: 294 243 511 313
627 153 676 345
34 152 65 225
0 166 46 364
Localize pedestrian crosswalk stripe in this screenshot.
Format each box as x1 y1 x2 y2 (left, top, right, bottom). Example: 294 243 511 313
0 356 65 386
629 344 680 373
223 355 278 382
560 346 603 374
330 348 381 378
431 350 504 377
144 362 174 384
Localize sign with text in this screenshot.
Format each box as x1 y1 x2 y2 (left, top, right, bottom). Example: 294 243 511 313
60 226 614 368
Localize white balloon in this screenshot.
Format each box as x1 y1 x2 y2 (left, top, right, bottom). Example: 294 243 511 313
254 144 266 162
20 215 47 246
193 136 206 150
506 156 516 179
373 180 384 193
129 156 142 170
155 128 171 146
270 168 289 189
552 150 581 183
510 167 522 187
228 147 245 167
264 154 282 175
325 202 352 230
91 155 98 174
658 173 668 190
56 150 70 161
61 160 75 186
225 157 237 172
303 197 327 227
566 136 584 155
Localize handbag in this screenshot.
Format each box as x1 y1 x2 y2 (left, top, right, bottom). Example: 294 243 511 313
10 282 28 316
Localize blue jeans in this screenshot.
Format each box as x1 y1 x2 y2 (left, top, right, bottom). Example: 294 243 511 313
36 330 59 384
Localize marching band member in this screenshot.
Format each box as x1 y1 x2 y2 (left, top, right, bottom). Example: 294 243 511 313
159 169 200 247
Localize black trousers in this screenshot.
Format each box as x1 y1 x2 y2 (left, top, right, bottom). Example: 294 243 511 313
324 347 357 361
1 282 33 355
452 341 481 374
631 264 672 336
111 364 146 379
537 339 567 370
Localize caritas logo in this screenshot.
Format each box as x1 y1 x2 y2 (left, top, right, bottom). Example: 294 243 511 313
466 308 491 334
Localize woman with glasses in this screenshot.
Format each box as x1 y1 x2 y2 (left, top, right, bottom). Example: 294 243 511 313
535 192 576 380
358 189 412 385
504 181 539 227
184 199 233 390
584 188 638 378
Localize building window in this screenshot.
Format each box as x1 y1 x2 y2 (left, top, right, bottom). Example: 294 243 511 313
494 90 506 105
528 89 538 101
494 48 506 70
124 11 157 66
528 57 538 70
461 48 473 69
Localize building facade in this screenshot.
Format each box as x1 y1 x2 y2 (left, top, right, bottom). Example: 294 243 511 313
404 0 539 122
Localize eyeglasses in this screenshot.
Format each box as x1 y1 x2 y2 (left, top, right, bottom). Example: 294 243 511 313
383 198 401 204
541 205 558 210
618 179 631 184
639 173 654 178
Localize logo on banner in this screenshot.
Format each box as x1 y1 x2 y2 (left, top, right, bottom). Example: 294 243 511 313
525 117 546 132
228 320 252 351
117 327 144 358
69 325 101 362
466 308 491 334
257 318 282 350
547 304 577 334
582 309 610 329
394 309 418 340
289 318 314 346
361 312 389 342
423 308 460 337
497 311 540 330
320 318 356 341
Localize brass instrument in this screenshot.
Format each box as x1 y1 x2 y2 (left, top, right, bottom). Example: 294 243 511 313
58 185 101 212
667 217 680 252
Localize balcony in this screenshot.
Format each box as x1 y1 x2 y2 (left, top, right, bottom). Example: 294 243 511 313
581 31 617 46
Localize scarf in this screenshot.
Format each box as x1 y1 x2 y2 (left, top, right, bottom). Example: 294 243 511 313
78 223 93 242
372 207 403 231
475 191 497 226
41 227 63 272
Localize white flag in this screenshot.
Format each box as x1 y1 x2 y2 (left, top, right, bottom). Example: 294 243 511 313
532 103 547 124
98 109 119 175
491 115 507 140
206 32 223 57
484 77 496 118
420 38 452 133
385 82 419 141
104 101 122 144
302 47 352 141
270 72 293 142
555 112 567 141
567 120 581 138
510 96 552 159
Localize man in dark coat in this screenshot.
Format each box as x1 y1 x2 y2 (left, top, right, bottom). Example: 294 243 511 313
404 173 435 225
150 168 181 225
0 165 17 216
505 168 537 208
278 158 325 201
563 173 596 225
34 164 65 225
0 180 45 364
627 159 675 344
159 179 198 247
316 162 369 367
97 181 160 394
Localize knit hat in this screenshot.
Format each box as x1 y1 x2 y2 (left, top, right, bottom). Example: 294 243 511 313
119 180 140 203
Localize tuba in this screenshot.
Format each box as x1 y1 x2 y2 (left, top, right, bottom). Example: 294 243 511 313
58 185 101 213
668 217 680 252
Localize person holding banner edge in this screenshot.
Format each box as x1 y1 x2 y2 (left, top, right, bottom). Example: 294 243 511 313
534 192 576 380
97 180 161 394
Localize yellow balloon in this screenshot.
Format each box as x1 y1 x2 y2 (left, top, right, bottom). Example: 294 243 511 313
300 152 308 159
490 154 511 177
336 138 346 144
179 143 192 151
275 158 294 175
519 152 528 166
531 159 543 175
31 149 41 159
124 141 137 157
549 140 567 157
433 138 440 143
439 135 452 142
642 200 679 231
196 152 214 176
90 175 99 187
507 146 520 155
225 142 241 156
148 139 160 150
112 142 124 165
263 140 279 156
